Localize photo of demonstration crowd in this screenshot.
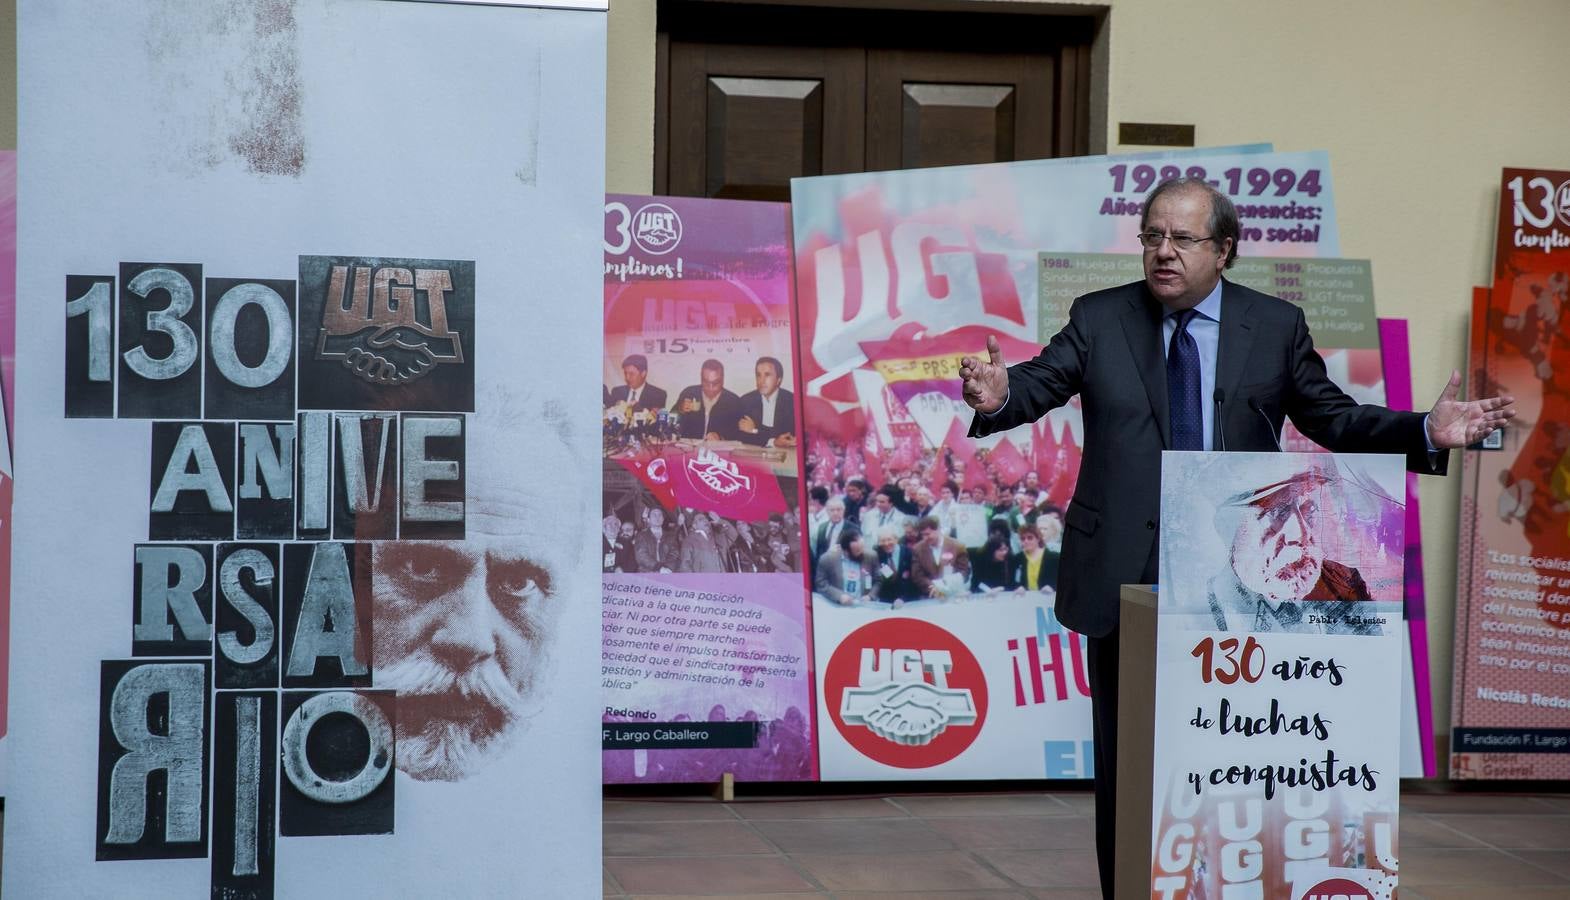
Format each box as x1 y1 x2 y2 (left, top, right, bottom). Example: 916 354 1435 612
802 437 1071 608
602 462 805 575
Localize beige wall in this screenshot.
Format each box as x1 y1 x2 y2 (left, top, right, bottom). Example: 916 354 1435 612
607 0 1570 762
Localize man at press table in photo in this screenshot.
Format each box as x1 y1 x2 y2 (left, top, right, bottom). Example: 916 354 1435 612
958 177 1518 898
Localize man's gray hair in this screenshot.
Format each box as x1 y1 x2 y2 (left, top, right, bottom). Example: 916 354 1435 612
1141 177 1240 269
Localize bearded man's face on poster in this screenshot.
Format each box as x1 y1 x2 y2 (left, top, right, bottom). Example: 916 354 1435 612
371 392 581 782
1227 489 1324 603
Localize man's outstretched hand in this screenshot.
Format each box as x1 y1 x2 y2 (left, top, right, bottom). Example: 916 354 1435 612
1426 369 1517 449
959 335 1010 414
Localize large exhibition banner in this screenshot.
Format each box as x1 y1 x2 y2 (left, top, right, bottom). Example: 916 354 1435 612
0 150 14 793
1152 451 1405 898
601 195 815 782
792 149 1342 779
9 2 606 896
1450 167 1570 781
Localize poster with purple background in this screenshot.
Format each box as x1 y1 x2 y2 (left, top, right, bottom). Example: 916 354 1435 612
601 195 816 782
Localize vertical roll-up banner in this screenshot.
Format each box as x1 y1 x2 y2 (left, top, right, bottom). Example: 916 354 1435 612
601 195 816 783
1450 168 1570 781
10 1 607 896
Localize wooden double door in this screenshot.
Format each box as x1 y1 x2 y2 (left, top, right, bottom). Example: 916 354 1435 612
656 2 1098 200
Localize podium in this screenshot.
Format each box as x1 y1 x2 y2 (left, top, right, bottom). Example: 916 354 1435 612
1114 451 1409 898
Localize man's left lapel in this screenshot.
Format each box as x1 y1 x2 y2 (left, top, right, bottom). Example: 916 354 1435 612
1215 278 1258 442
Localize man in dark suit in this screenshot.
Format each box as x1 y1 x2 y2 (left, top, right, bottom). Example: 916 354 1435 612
672 357 741 440
735 356 797 447
606 354 668 412
959 177 1517 899
810 497 849 582
872 526 918 607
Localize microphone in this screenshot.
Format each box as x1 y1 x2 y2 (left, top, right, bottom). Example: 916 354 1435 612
1250 399 1283 452
1213 388 1226 452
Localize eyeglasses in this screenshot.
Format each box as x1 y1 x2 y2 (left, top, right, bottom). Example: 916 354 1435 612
1137 232 1216 251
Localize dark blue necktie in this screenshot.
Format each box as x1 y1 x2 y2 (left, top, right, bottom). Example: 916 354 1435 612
1167 308 1204 451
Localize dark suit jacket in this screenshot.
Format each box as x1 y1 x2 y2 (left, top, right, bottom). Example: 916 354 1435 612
910 537 971 596
608 382 668 412
876 541 919 601
813 519 849 562
734 388 795 446
672 387 741 439
970 278 1445 638
814 547 881 604
1009 550 1060 593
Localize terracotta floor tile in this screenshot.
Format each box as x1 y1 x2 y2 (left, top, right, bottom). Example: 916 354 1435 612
1509 850 1570 879
1403 888 1570 899
1398 814 1487 849
925 816 1095 851
729 798 907 820
606 856 817 895
1401 848 1570 886
1046 793 1096 815
606 800 741 823
1534 795 1570 813
751 817 954 854
833 892 1031 900
973 849 1101 888
1439 813 1570 850
605 821 776 857
626 894 827 900
1400 792 1559 815
791 851 1013 892
891 794 1077 818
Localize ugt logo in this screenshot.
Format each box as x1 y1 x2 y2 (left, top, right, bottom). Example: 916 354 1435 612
632 202 682 255
685 447 752 498
823 619 987 768
315 262 466 386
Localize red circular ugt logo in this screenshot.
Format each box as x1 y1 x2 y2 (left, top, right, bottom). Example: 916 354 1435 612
823 619 987 768
1301 878 1373 900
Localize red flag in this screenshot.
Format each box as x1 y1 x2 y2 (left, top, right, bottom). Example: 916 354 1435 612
1047 430 1082 509
662 447 787 522
989 437 1030 486
930 450 950 496
616 453 679 510
944 417 976 468
862 445 886 492
1033 418 1058 483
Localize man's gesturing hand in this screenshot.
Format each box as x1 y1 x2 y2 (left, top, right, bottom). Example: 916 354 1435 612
1425 369 1517 449
959 335 1009 414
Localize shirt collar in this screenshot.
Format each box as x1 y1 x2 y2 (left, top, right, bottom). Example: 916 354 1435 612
1193 279 1224 322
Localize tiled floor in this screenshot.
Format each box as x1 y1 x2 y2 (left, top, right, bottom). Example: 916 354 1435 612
603 788 1570 898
